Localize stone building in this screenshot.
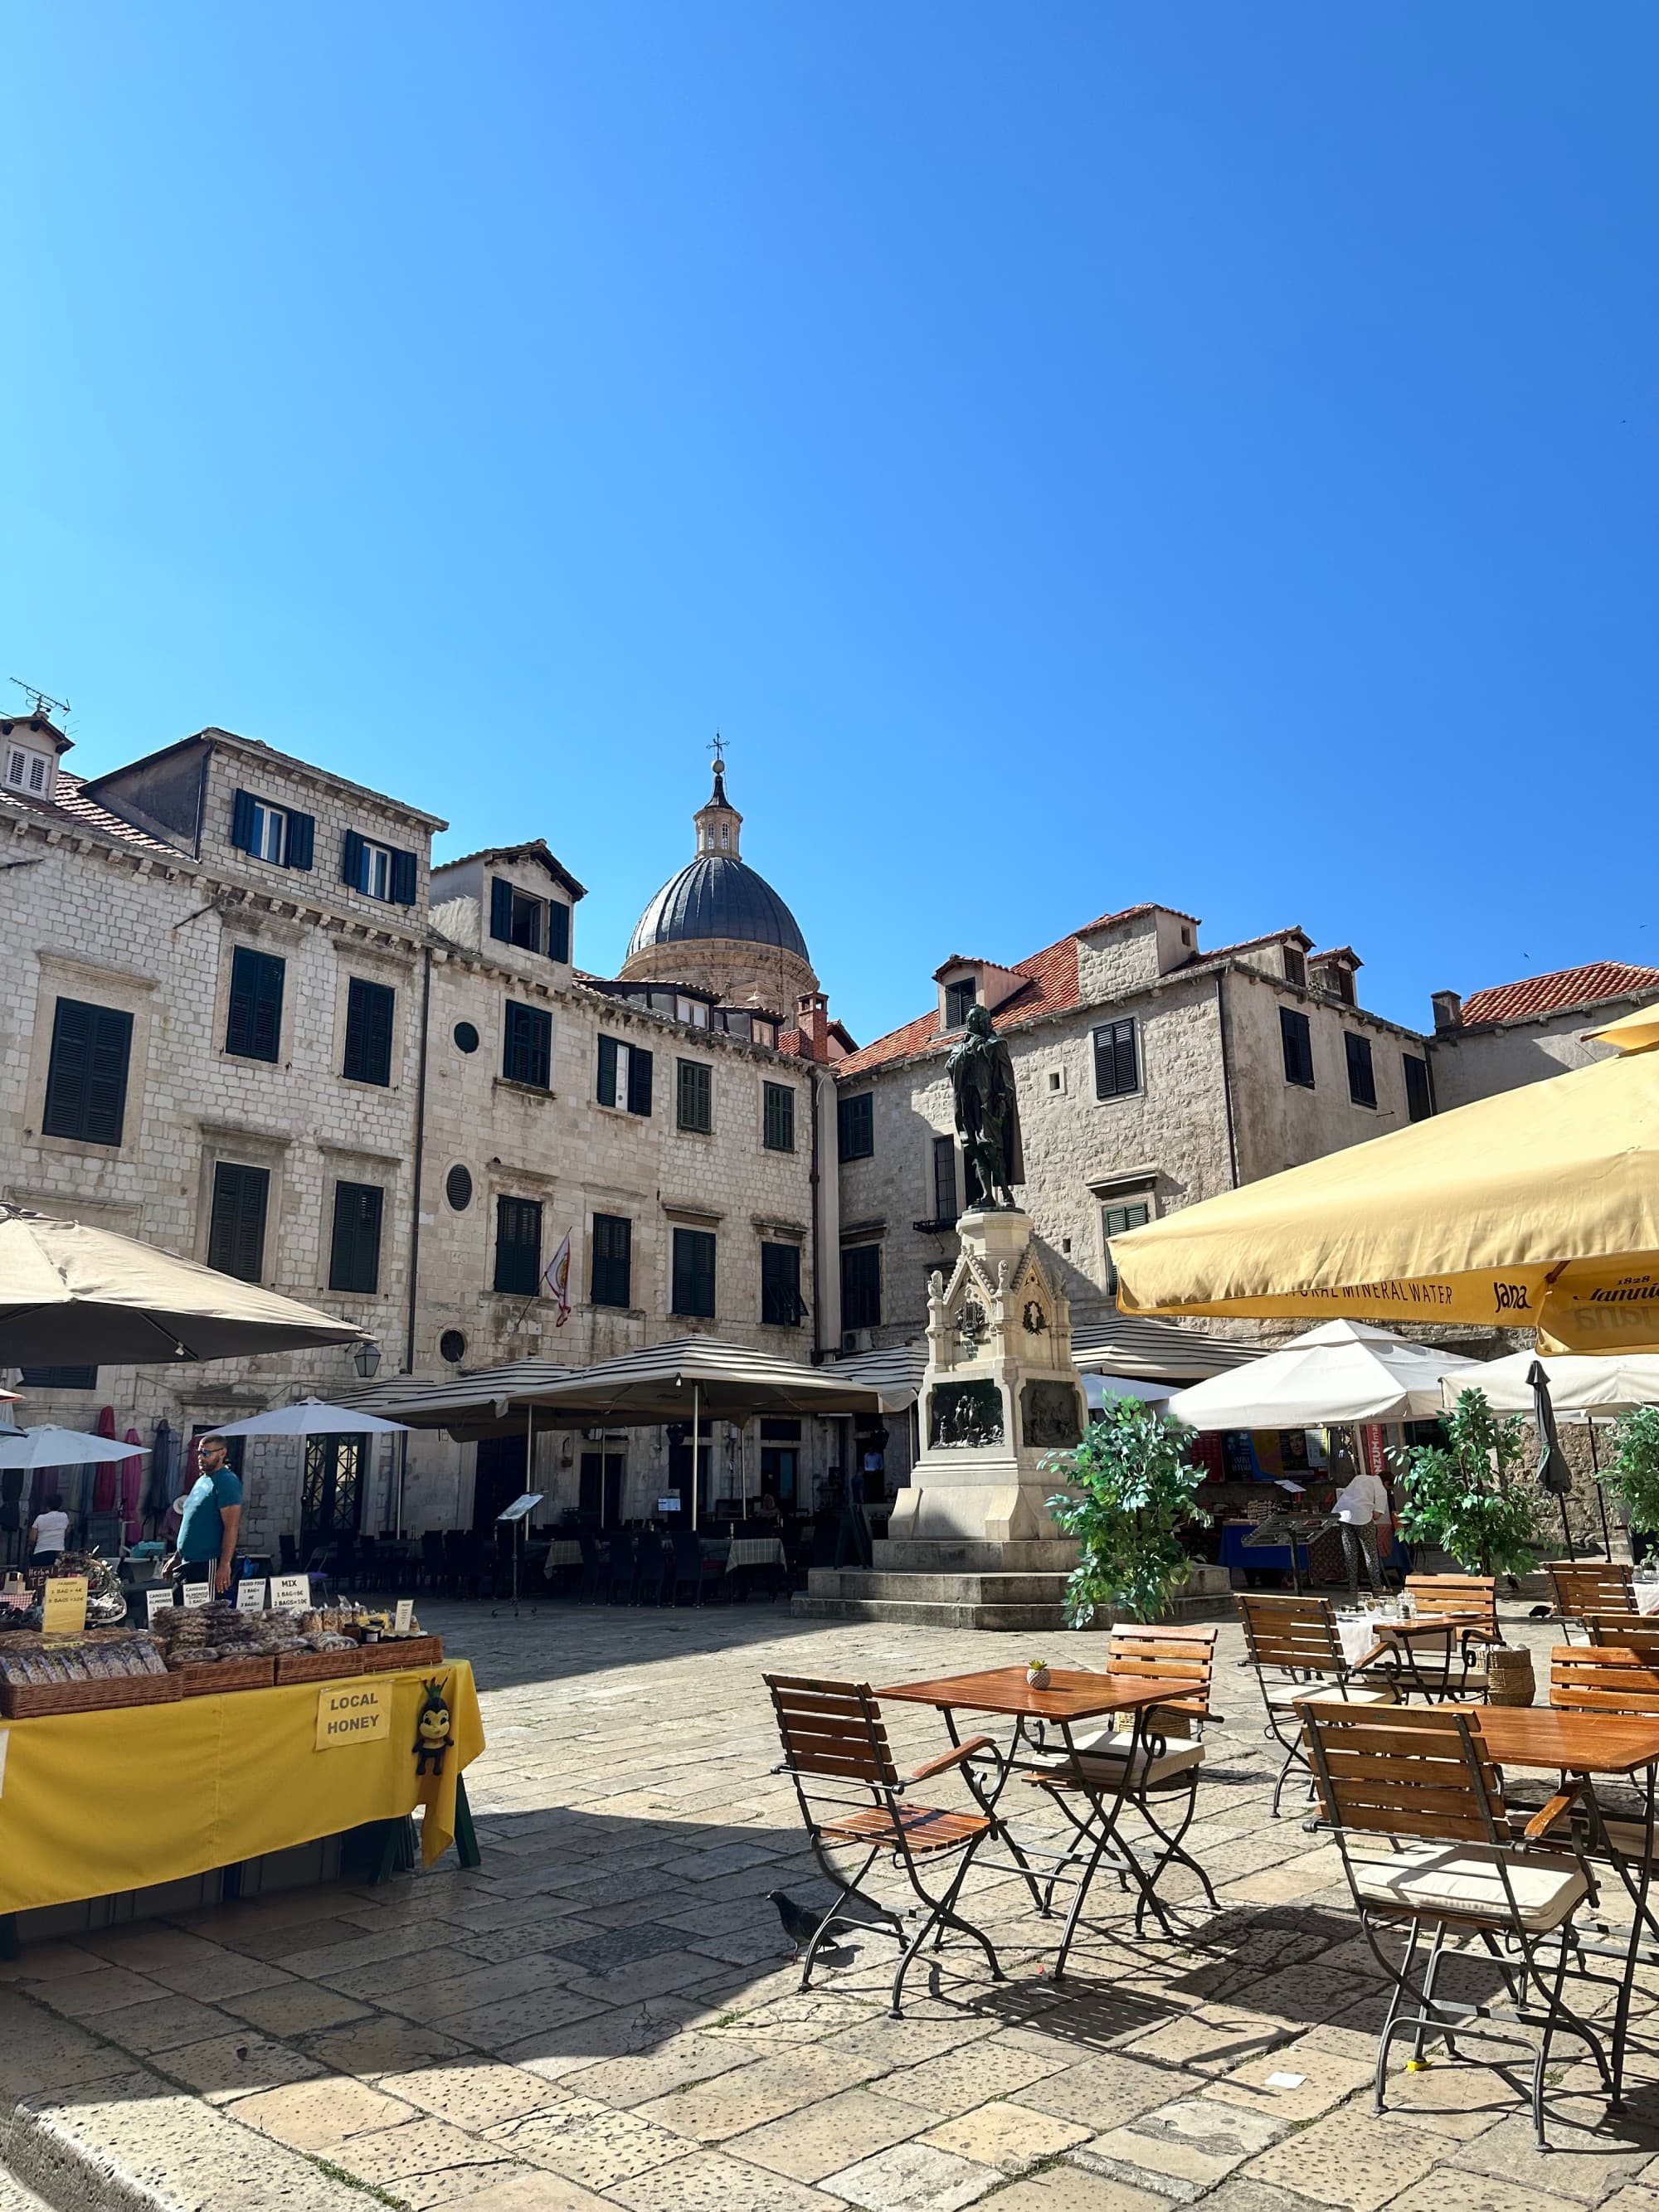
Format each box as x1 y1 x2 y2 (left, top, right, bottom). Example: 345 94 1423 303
0 722 836 1550
1427 960 1659 1111
830 903 1437 1369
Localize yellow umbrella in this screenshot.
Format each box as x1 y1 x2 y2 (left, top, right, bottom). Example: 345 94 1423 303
1112 1003 1659 1354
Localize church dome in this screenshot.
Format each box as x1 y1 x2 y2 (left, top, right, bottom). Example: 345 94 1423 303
626 851 810 965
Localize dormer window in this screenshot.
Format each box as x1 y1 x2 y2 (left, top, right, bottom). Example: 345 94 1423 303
1283 946 1306 988
944 977 977 1029
489 878 571 961
3 743 51 797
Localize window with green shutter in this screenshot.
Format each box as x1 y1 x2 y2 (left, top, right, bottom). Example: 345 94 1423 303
1101 1201 1150 1296
1092 1018 1139 1100
1404 1054 1433 1123
328 1182 384 1295
41 998 133 1147
672 1227 717 1317
841 1244 882 1330
590 1213 632 1308
677 1059 713 1133
944 978 976 1029
342 978 395 1086
225 948 285 1063
494 1195 543 1296
1345 1032 1377 1109
761 1241 802 1326
838 1091 873 1160
762 1082 795 1152
1280 1005 1315 1088
208 1163 270 1282
503 1001 552 1089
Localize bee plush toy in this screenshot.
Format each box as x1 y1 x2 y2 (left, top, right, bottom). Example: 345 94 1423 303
413 1678 454 1777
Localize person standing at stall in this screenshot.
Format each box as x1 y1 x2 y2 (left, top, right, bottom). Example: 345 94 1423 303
1331 1460 1394 1599
173 1437 242 1597
28 1495 68 1567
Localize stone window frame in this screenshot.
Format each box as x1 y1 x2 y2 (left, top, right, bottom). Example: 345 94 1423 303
676 1057 714 1136
760 1077 796 1155
22 955 158 1166
211 923 304 1074
329 943 412 1094
313 1140 401 1305
194 1122 293 1289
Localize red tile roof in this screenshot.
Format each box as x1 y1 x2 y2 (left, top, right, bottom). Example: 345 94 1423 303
838 931 1081 1077
2 773 178 855
1460 962 1659 1028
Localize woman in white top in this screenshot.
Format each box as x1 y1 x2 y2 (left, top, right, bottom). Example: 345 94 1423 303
1331 1467 1394 1598
29 1499 69 1564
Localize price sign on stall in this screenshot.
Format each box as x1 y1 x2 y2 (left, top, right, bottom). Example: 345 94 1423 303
394 1599 414 1633
181 1579 212 1610
236 1578 268 1612
269 1574 312 1613
145 1585 175 1626
42 1578 89 1637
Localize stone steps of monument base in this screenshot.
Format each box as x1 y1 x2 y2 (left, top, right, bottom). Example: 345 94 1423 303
807 1570 1072 1607
794 1570 1232 1633
792 1592 1077 1631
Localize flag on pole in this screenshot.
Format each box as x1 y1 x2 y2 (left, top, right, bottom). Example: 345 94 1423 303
543 1231 573 1327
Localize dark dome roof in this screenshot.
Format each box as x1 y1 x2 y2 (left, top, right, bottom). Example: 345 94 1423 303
627 853 810 963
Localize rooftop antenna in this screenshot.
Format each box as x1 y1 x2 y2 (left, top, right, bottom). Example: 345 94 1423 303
9 679 71 723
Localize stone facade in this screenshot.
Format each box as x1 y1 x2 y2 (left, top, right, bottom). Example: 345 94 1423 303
0 724 835 1553
834 906 1433 1359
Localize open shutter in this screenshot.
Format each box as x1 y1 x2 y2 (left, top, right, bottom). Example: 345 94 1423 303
596 1035 618 1107
42 1000 94 1138
547 902 570 962
231 790 257 854
1116 1023 1138 1094
489 878 513 942
284 810 314 870
342 829 365 890
85 1009 133 1145
389 848 418 907
626 1044 653 1117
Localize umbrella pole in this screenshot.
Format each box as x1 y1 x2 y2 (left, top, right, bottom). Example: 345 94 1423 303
1588 1420 1613 1560
692 1383 700 1534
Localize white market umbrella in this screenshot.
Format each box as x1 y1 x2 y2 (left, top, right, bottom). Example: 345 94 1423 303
205 1398 411 1439
0 1425 152 1467
0 1206 367 1364
1441 1353 1659 1422
1084 1373 1174 1412
1169 1319 1479 1431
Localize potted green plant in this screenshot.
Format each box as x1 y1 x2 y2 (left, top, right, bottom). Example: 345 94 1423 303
1603 1405 1659 1540
1044 1400 1210 1627
1389 1387 1540 1577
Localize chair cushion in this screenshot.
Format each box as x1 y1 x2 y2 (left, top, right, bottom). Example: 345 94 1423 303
1350 1843 1587 1932
1063 1732 1205 1788
1266 1683 1398 1709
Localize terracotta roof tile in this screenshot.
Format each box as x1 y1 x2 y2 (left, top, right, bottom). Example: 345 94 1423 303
1460 962 1659 1028
838 931 1081 1078
2 773 178 855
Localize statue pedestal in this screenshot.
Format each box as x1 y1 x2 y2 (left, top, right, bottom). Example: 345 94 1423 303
798 1209 1101 1630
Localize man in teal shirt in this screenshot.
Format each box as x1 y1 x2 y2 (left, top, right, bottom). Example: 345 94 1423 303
174 1437 243 1597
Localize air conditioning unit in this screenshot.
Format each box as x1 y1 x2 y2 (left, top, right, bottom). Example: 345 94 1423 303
840 1328 873 1354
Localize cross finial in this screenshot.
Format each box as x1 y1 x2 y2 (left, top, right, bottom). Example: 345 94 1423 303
708 732 727 775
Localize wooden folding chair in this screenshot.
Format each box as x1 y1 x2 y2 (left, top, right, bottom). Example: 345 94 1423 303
1235 1592 1397 1816
1402 1574 1501 1699
1025 1625 1224 1931
764 1674 1005 2017
1586 1611 1659 1661
1301 1701 1609 2146
1548 1563 1635 1640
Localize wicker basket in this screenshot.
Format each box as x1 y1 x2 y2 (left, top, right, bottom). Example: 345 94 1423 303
178 1655 278 1696
0 1670 183 1719
275 1646 365 1685
356 1635 444 1673
1486 1646 1536 1707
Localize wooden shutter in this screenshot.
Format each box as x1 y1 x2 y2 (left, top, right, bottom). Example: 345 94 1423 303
596 1034 619 1106
932 1135 957 1223
209 1164 269 1282
494 1195 542 1295
504 1003 551 1088
763 1082 794 1151
489 878 513 941
231 789 257 853
838 1092 873 1160
761 1242 800 1326
42 999 133 1146
329 1183 383 1295
840 1245 881 1330
626 1044 653 1117
673 1228 716 1317
227 948 284 1062
342 829 366 889
547 902 570 961
284 810 314 870
389 848 418 906
344 979 395 1085
591 1213 631 1308
1345 1033 1376 1108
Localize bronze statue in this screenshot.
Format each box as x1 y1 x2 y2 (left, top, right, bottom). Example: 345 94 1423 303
947 1004 1023 1208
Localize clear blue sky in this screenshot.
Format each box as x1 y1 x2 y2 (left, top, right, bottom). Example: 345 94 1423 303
7 6 1654 1046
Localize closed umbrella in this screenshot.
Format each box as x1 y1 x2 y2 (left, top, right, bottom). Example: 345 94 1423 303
91 1406 119 1511
0 1206 367 1364
145 1419 178 1524
1112 1004 1659 1353
1530 1358 1577 1562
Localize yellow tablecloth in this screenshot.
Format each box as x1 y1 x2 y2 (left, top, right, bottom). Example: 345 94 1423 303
0 1660 484 1918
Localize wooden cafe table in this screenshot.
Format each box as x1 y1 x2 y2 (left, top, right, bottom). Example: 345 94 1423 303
1473 1703 1659 2112
878 1664 1207 1978
1337 1610 1491 1702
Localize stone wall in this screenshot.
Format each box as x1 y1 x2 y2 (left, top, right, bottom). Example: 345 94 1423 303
1428 1002 1653 1111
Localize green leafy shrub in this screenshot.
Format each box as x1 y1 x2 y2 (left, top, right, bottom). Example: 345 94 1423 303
1045 1401 1210 1626
1605 1405 1659 1535
1389 1387 1540 1576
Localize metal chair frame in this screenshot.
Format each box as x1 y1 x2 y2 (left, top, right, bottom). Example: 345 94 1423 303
1399 1574 1501 1699
1236 1592 1394 1816
1301 1699 1611 2147
765 1672 1005 2017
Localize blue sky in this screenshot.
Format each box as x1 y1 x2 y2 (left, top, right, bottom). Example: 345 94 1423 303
7 5 1654 1047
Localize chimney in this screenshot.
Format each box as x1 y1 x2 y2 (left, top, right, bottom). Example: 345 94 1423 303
1432 990 1463 1033
795 991 830 1058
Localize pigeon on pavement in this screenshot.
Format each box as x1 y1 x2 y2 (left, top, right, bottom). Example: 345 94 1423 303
768 1889 867 1957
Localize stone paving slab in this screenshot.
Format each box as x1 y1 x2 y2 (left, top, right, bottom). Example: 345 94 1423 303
5 1598 1659 2212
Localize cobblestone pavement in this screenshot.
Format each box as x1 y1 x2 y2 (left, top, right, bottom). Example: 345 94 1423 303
5 1598 1659 2210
